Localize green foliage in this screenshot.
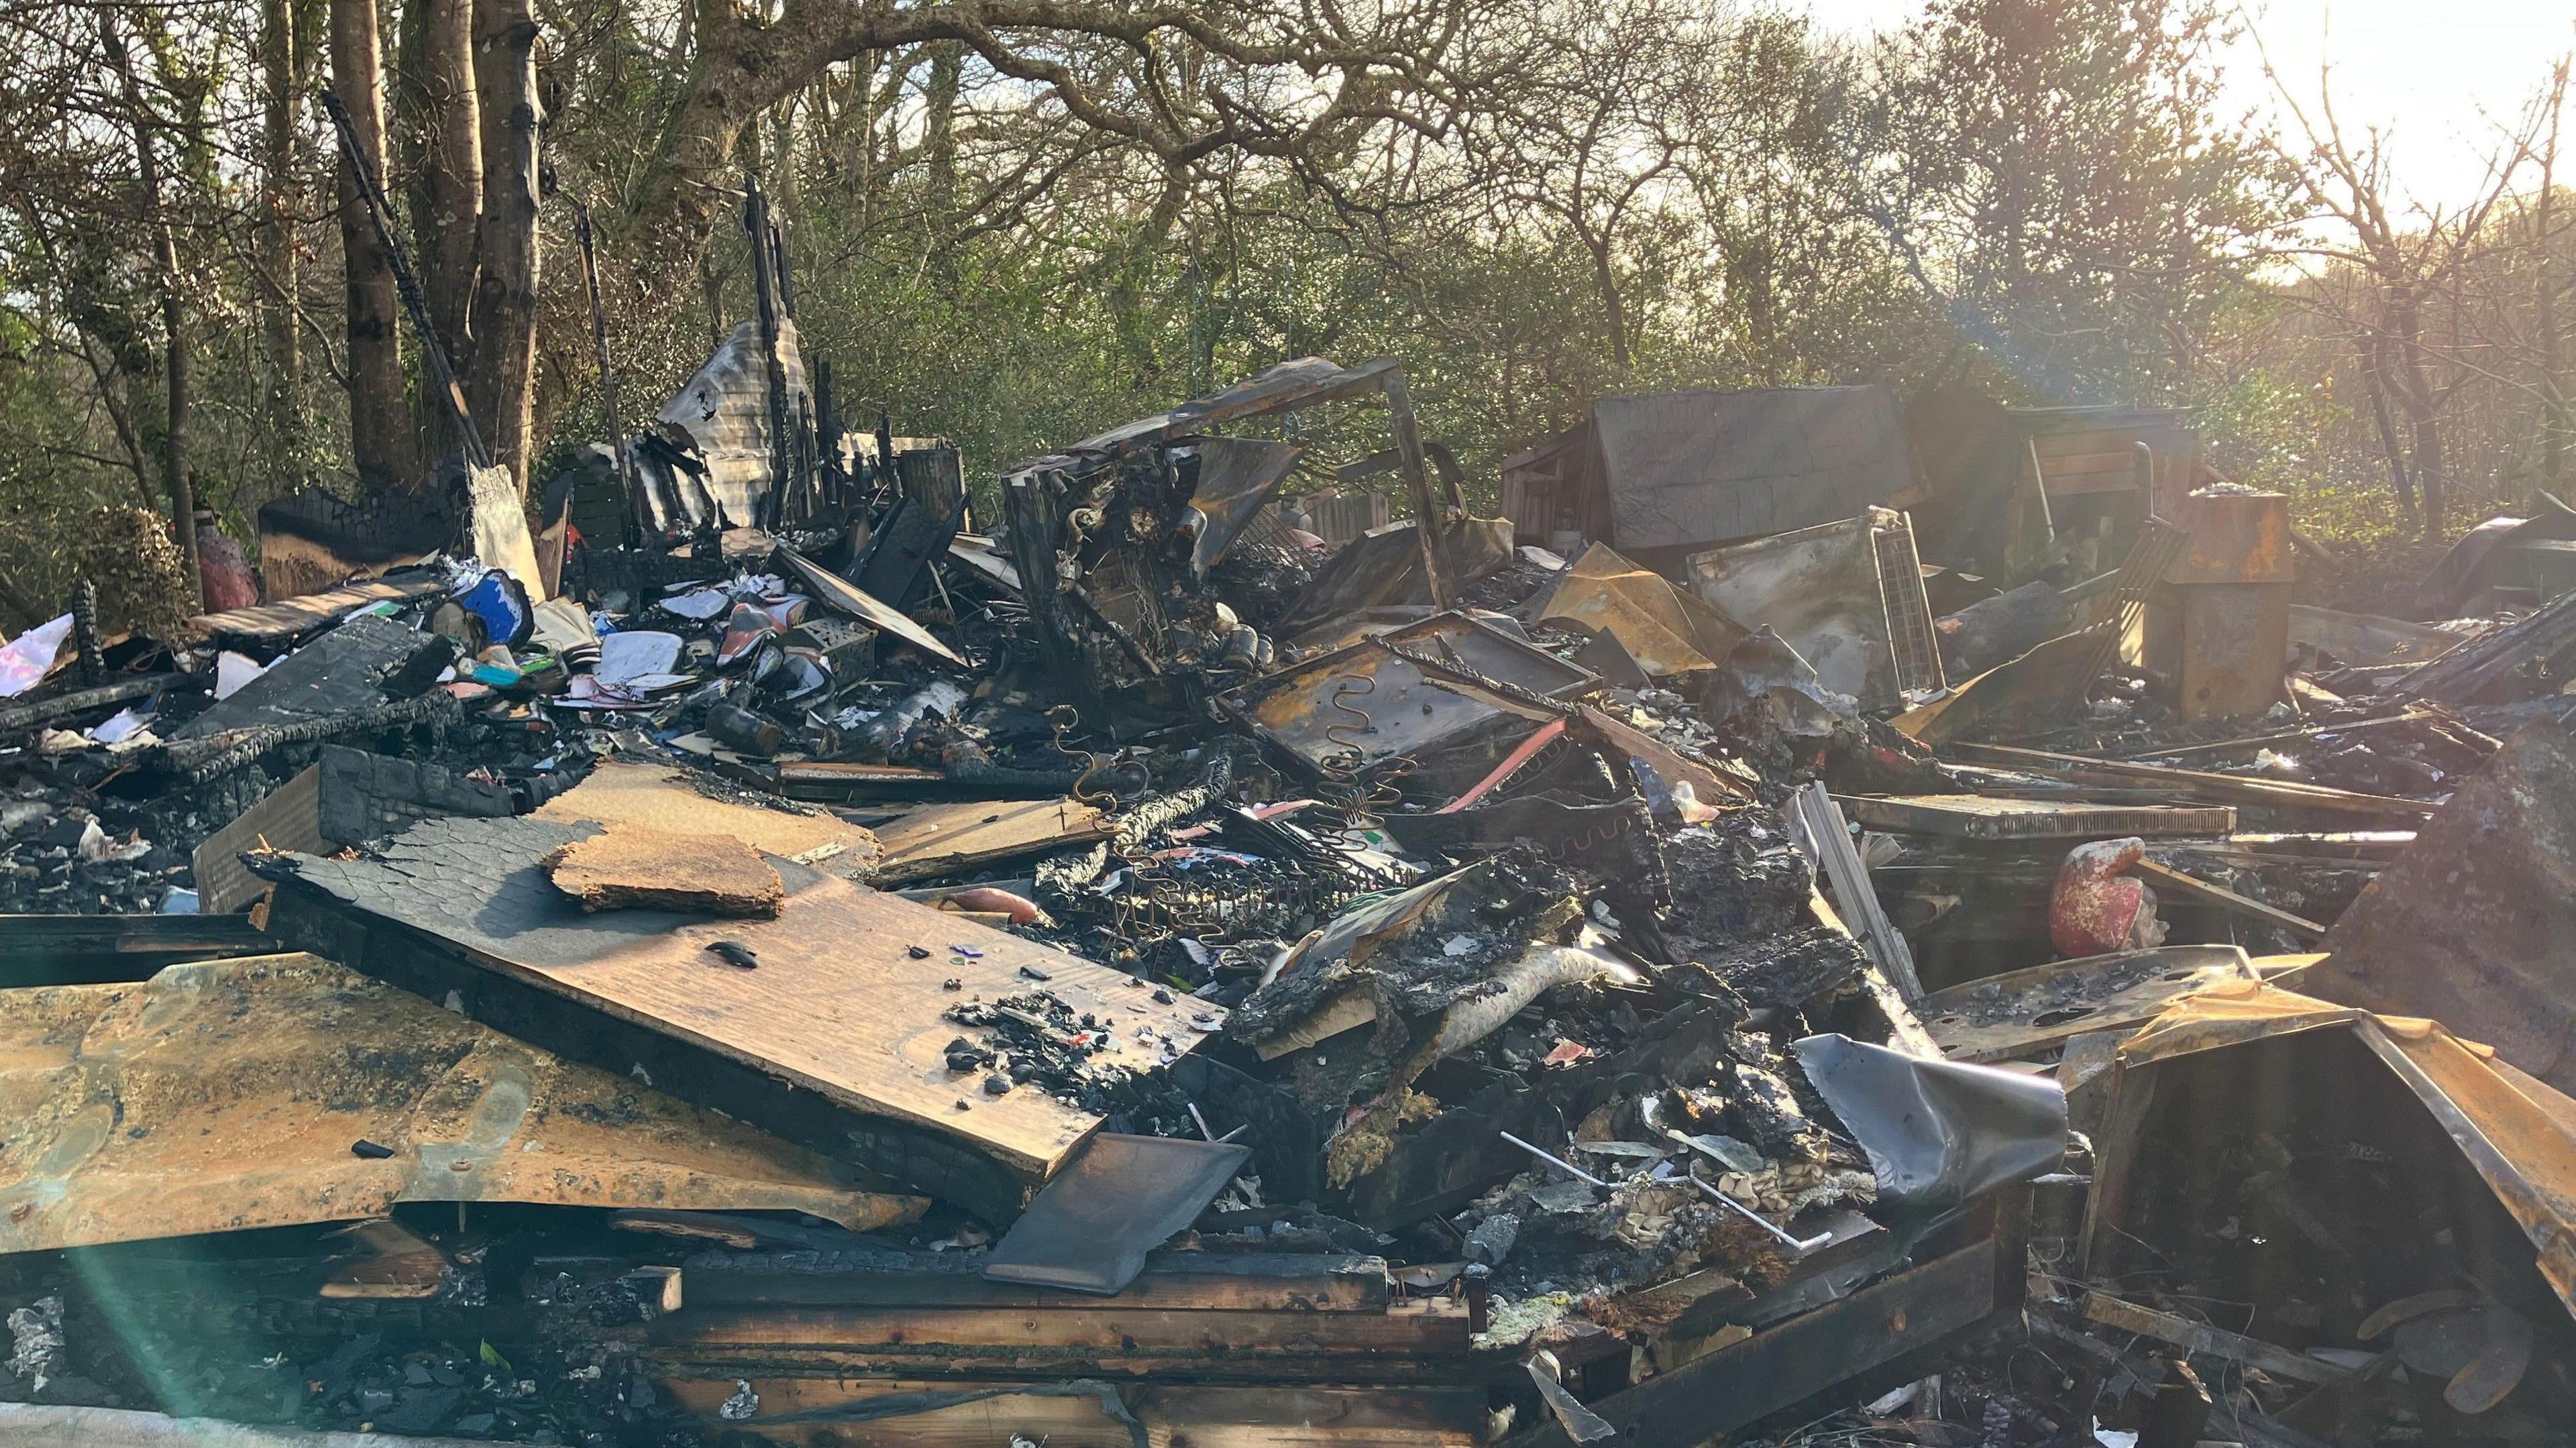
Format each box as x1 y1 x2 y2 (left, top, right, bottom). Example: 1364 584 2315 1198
1 0 2558 620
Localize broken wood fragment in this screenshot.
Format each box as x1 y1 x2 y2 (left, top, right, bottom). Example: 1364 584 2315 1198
1942 741 2436 820
2129 858 2326 942
2080 1291 2355 1386
544 822 786 917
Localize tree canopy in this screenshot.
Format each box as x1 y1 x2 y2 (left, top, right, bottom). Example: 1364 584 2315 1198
0 0 2567 624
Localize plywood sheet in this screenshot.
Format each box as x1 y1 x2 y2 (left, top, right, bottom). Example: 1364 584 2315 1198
535 759 882 879
0 953 922 1251
268 816 1220 1188
545 823 786 916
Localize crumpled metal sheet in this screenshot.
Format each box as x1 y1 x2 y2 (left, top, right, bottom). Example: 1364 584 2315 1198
1236 612 1580 774
2307 721 2576 1096
647 318 811 531
1686 509 1938 712
1916 944 2257 1062
2410 492 2576 618
1181 435 1303 577
0 953 924 1252
1794 1033 2067 1207
1536 542 1748 677
2117 981 2576 1315
1892 625 2112 745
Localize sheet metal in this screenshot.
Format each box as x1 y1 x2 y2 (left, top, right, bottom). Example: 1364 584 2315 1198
2115 981 2576 1314
645 318 812 531
1794 1033 2065 1205
1535 543 1748 677
1182 436 1303 576
1237 612 1581 774
1686 509 1941 712
2288 604 2467 669
0 953 924 1252
1007 357 1394 480
1917 945 2262 1062
982 1134 1252 1295
1892 626 2112 744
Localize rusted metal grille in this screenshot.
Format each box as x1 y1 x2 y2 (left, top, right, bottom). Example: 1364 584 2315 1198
2078 516 2188 690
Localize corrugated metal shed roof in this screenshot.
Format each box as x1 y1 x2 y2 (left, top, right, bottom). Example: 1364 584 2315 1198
1594 386 1911 551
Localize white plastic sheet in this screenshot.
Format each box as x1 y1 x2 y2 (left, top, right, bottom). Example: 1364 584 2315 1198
0 614 73 698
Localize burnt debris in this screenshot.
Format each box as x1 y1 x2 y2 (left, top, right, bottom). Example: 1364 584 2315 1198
1 350 2572 1448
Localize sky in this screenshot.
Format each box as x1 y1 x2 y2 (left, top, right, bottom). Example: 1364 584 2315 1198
1799 0 2576 210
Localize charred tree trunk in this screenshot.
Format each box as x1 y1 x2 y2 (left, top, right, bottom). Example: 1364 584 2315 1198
406 0 482 388
466 0 542 491
256 0 306 489
330 0 415 492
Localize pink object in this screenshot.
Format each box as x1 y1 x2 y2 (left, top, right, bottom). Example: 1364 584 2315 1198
942 886 1042 925
196 518 258 612
2049 837 2165 957
1438 716 1568 814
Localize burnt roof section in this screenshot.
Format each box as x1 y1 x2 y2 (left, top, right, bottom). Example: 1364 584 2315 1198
1593 385 1912 551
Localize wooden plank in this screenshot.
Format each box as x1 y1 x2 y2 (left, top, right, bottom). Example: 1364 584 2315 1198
871 798 1113 885
2082 1292 2354 1387
2122 710 2430 763
1385 369 1454 610
2130 859 2326 942
682 1249 1392 1313
1578 704 1754 803
263 816 1220 1209
1503 1234 2007 1448
2038 469 2152 497
182 573 447 643
1941 742 2437 820
659 1378 1487 1448
191 763 324 913
663 1376 1138 1448
1841 793 2234 840
2222 830 2414 860
653 1300 1470 1356
0 913 275 988
2031 447 2157 474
